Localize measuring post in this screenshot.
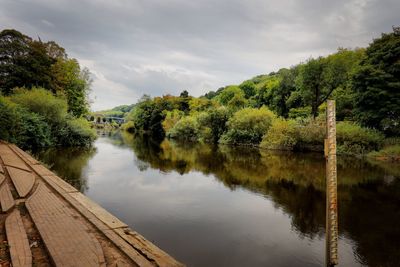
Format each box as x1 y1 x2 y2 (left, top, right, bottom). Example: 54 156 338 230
325 100 338 266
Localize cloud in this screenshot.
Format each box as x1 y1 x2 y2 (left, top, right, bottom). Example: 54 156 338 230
0 0 398 110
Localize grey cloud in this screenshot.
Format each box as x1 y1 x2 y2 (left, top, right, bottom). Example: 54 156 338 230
1 0 398 110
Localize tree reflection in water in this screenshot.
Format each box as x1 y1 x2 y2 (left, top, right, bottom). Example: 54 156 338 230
121 132 400 267
36 132 400 267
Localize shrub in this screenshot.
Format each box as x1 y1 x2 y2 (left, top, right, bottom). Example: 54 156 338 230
197 107 230 143
1 87 96 148
261 119 298 150
296 117 325 151
0 96 52 150
288 106 312 119
368 145 400 162
167 116 199 141
336 121 384 154
121 121 135 133
162 109 184 133
10 87 68 123
55 117 96 147
220 107 275 145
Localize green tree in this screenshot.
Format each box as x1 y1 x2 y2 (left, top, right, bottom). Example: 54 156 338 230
0 29 32 94
51 58 91 117
215 85 245 105
239 80 256 98
353 27 400 135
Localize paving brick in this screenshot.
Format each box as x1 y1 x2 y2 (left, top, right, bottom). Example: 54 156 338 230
5 209 32 267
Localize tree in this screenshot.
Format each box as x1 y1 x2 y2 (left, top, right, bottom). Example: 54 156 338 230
50 58 91 117
296 49 362 118
215 86 244 105
353 27 400 135
0 29 32 94
296 58 325 118
179 90 189 98
239 80 256 98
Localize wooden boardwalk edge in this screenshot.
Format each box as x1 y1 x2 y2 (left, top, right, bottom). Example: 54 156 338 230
2 141 184 267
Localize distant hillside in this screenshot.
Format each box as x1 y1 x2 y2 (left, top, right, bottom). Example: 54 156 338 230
92 104 135 118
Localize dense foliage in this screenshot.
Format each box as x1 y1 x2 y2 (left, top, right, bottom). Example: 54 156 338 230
0 29 95 149
0 29 91 117
122 28 399 155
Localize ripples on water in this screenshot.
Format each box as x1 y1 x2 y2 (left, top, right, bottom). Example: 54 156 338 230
36 131 400 267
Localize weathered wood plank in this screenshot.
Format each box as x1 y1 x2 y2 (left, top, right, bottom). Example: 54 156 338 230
9 145 39 165
0 173 5 185
30 164 56 177
5 209 32 267
26 182 106 267
69 192 127 229
6 167 35 198
115 228 184 267
0 183 15 212
41 175 78 193
0 144 30 170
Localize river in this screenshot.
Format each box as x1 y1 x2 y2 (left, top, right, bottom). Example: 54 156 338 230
35 131 400 267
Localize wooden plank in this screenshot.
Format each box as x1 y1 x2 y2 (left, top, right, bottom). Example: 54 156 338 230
9 145 39 165
0 183 15 212
115 228 184 267
41 175 78 193
5 209 32 267
6 167 35 198
1 151 30 171
26 182 106 267
69 192 127 229
0 164 4 174
0 173 5 185
30 164 56 177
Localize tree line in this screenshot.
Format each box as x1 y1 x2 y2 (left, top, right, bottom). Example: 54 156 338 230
123 27 400 157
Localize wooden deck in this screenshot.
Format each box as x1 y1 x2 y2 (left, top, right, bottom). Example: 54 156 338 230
0 141 184 267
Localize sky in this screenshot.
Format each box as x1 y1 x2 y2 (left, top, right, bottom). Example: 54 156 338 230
1 0 399 110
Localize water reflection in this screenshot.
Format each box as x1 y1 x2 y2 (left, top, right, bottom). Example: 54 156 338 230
35 146 97 191
36 132 400 267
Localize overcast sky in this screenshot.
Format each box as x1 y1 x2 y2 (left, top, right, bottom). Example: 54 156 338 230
1 0 398 110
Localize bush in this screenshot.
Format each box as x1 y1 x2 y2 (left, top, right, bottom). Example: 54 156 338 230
220 107 275 145
1 87 96 148
261 119 298 150
10 87 68 123
336 121 384 154
296 118 325 151
167 116 199 141
368 145 400 162
162 109 184 133
0 96 52 150
55 117 96 147
121 121 135 133
197 107 230 143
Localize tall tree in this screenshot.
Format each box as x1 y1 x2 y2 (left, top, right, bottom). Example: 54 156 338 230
0 29 32 94
353 27 400 135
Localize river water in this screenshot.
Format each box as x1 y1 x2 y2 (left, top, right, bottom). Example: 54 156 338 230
35 131 400 267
